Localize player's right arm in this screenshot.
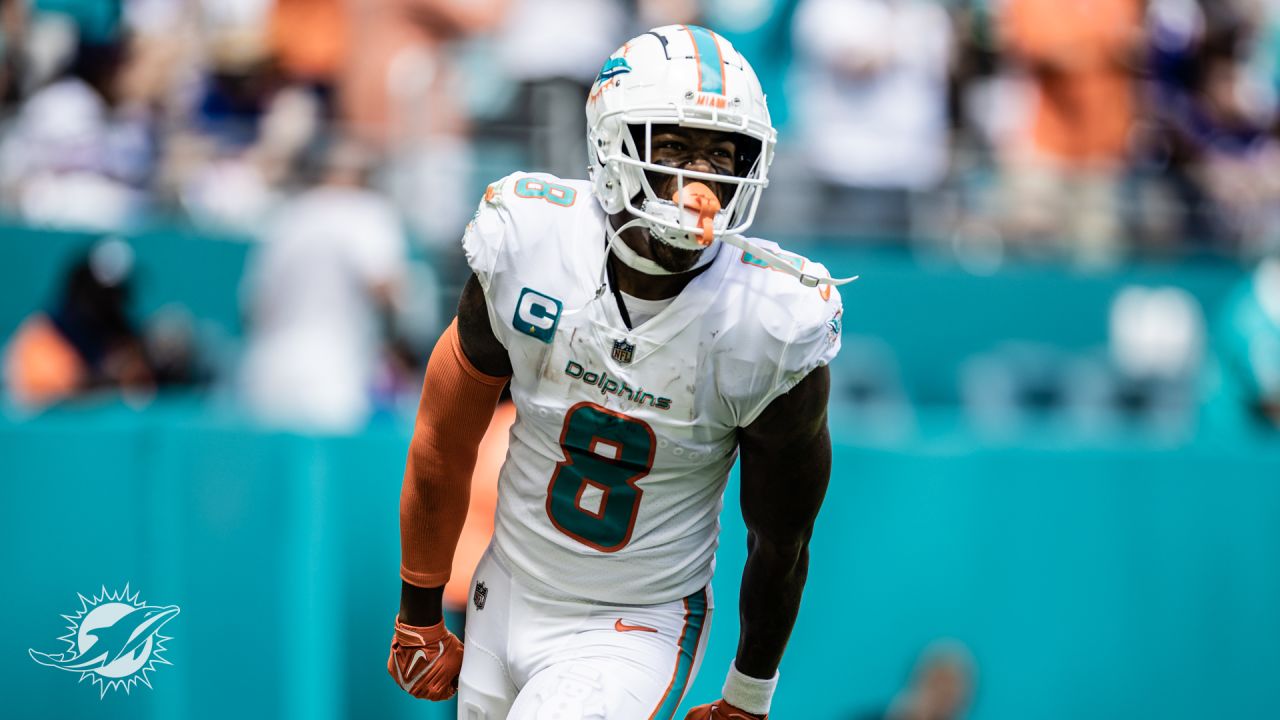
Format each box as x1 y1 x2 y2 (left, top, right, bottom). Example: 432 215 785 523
398 274 511 622
390 274 511 700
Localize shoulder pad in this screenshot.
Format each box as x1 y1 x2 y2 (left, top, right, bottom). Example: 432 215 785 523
462 172 593 291
717 241 845 426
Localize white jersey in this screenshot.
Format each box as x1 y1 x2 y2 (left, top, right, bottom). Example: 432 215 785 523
464 172 843 605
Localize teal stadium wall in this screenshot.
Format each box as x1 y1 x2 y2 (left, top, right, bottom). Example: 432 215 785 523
2 227 1277 718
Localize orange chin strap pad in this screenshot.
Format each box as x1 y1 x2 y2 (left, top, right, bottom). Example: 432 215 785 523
672 182 722 247
400 317 509 588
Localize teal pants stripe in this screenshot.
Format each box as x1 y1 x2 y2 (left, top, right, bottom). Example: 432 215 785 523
651 587 708 719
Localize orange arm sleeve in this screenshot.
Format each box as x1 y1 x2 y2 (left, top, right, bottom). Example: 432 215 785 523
400 317 509 587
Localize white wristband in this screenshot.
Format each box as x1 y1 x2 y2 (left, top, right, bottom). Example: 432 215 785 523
721 661 778 716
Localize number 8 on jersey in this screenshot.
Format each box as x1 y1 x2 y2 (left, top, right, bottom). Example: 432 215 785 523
546 402 656 552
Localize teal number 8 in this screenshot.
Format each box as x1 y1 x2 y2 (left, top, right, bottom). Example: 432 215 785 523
514 177 578 207
546 402 655 552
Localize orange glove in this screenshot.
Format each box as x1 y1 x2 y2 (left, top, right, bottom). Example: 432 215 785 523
387 618 464 700
684 700 767 720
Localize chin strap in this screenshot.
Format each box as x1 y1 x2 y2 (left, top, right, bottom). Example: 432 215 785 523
719 234 859 287
605 218 720 276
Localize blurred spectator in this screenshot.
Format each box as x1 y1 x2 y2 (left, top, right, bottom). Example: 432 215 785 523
855 640 976 720
142 303 209 390
269 0 346 114
239 139 409 433
1101 285 1204 433
489 0 628 178
0 0 28 106
999 0 1145 264
162 0 298 230
341 0 507 242
193 53 277 151
117 0 197 109
1148 0 1280 256
1214 256 1280 428
3 238 154 406
791 0 953 239
949 0 1004 149
635 0 699 28
1249 0 1280 98
0 38 156 230
1012 285 1206 440
340 0 505 145
174 81 325 230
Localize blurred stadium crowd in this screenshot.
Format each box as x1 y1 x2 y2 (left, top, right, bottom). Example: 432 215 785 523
1 0 1279 439
3 0 1280 254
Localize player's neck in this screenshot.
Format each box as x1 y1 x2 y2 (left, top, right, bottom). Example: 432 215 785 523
609 254 707 300
608 217 711 300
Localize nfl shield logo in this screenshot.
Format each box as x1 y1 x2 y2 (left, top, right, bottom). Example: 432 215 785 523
473 581 488 611
611 339 635 364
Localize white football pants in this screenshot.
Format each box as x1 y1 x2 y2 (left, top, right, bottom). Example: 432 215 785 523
457 547 713 719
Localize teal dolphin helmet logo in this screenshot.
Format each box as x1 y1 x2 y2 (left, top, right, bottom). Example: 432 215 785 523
29 585 180 698
597 56 632 82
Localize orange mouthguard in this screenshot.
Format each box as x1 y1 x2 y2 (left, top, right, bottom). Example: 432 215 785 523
672 182 721 247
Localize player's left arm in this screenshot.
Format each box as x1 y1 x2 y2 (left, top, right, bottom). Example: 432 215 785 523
737 363 832 675
687 365 832 719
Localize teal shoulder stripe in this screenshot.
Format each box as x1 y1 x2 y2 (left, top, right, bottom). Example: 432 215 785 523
686 26 725 95
653 588 708 719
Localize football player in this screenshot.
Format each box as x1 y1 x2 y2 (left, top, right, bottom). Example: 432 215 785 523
390 25 853 719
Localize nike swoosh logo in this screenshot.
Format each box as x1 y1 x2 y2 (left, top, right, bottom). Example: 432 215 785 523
614 619 658 634
394 641 443 692
715 705 763 720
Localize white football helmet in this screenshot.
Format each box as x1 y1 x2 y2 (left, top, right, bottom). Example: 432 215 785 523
586 25 776 252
